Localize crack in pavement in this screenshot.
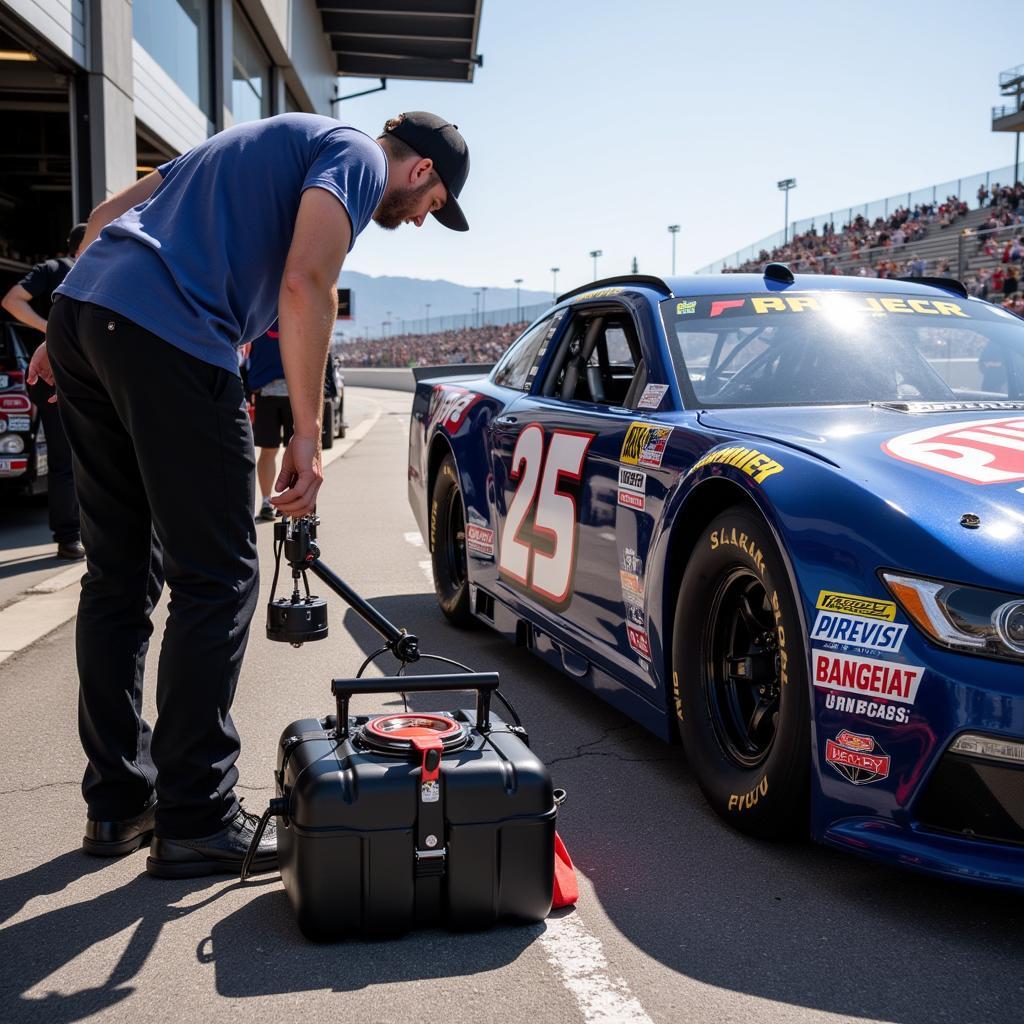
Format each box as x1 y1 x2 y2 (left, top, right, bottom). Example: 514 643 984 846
544 723 676 768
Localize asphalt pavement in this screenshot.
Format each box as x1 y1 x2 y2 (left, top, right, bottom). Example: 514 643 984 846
1 387 1022 1024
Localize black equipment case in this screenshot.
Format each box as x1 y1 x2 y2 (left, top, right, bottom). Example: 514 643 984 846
272 673 556 939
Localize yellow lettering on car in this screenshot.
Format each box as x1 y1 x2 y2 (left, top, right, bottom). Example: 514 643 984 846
816 589 897 621
691 446 785 485
786 296 820 312
907 299 937 315
752 296 786 313
933 300 969 318
880 297 910 313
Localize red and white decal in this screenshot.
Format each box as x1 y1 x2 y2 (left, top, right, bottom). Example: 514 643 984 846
617 490 645 511
498 425 595 603
883 416 1024 484
430 385 482 432
0 458 28 474
824 730 891 785
812 649 923 705
626 624 652 659
0 395 30 412
465 524 494 558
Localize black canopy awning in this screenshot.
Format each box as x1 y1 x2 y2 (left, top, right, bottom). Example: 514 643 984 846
317 1 483 84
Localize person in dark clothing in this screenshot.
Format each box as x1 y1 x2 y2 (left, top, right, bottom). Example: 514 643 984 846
1 224 87 559
29 112 470 877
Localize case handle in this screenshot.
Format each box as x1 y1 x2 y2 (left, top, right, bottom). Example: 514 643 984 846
330 672 500 739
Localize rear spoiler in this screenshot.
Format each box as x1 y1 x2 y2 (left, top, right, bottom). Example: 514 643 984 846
411 363 493 383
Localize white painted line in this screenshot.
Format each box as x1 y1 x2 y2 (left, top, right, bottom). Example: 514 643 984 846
0 587 82 663
539 911 655 1024
321 402 382 469
404 531 424 547
27 562 86 594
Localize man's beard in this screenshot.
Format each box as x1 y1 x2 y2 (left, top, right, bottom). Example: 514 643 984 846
373 178 437 230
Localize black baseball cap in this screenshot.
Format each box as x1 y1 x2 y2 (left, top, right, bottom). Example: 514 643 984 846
386 111 470 231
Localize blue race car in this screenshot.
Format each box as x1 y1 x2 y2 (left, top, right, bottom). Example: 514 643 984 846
407 267 1024 888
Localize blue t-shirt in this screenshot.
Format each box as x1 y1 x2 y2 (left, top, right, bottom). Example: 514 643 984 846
56 114 386 375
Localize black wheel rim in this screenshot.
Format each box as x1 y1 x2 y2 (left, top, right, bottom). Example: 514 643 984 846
702 568 782 769
441 486 467 591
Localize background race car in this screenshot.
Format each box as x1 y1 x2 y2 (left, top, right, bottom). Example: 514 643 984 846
408 268 1024 889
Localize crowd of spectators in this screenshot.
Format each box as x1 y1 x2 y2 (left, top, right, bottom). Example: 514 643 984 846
335 320 529 368
728 197 969 275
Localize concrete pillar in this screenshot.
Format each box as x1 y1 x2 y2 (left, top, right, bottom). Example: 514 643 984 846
213 0 233 131
85 0 136 204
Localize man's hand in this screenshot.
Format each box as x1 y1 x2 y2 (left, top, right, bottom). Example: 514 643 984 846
271 434 323 516
27 343 58 403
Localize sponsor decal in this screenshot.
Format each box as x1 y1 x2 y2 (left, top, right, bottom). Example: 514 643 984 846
0 458 27 473
636 383 670 410
824 691 911 724
626 624 652 659
465 524 495 558
690 446 784 484
617 490 645 511
0 374 8 389
709 525 766 576
879 400 1024 415
620 422 673 468
429 385 482 431
710 298 746 318
523 310 567 391
619 570 643 597
5 414 29 432
883 416 1024 485
573 287 624 302
0 395 30 412
621 546 642 575
676 300 696 315
810 611 907 654
812 649 923 705
825 730 891 785
816 590 896 622
625 601 645 627
751 294 969 318
618 467 646 492
728 775 768 812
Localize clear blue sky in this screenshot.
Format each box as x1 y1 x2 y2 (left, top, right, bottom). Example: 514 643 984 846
336 0 1023 295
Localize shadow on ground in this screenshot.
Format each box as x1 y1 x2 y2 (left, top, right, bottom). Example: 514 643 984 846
341 594 1024 1024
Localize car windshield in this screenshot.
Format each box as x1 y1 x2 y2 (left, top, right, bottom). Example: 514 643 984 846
662 291 1024 408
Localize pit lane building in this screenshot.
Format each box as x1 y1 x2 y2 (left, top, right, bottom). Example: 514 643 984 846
0 0 483 291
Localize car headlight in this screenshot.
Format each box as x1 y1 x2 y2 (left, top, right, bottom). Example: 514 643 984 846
0 434 24 453
881 571 1024 662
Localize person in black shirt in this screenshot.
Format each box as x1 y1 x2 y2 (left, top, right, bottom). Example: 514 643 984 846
1 223 86 559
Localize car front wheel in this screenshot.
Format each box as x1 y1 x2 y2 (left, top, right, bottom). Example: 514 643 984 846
429 453 474 627
672 506 809 839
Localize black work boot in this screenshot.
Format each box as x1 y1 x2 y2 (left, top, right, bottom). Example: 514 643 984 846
83 799 157 857
146 804 277 879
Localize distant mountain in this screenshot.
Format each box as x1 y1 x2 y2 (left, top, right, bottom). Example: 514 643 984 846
334 271 552 340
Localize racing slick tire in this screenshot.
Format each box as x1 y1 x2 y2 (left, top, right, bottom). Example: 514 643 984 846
673 506 809 839
430 453 475 628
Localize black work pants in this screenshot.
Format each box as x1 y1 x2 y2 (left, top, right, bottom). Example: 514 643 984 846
47 297 259 838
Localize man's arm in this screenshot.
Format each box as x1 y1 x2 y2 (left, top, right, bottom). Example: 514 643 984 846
80 170 164 250
1 284 47 334
271 187 352 516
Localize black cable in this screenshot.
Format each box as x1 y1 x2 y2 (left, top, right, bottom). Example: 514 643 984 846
269 537 283 603
414 652 523 728
355 643 392 678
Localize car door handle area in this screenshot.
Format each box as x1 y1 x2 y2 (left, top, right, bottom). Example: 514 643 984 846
493 415 518 427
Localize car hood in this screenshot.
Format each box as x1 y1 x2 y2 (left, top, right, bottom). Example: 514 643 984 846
697 403 1024 586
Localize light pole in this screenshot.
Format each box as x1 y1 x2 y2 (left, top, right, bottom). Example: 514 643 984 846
550 267 559 300
425 303 431 332
514 278 522 320
589 249 603 279
777 178 796 245
481 286 488 325
474 290 480 326
667 224 680 274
